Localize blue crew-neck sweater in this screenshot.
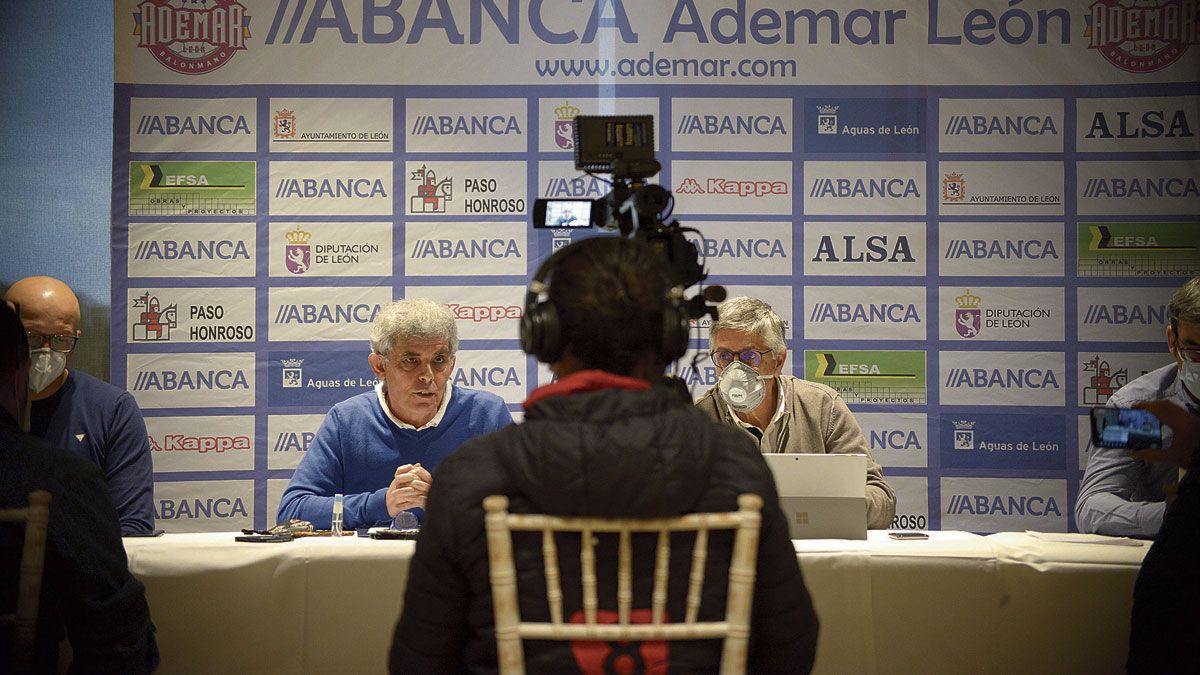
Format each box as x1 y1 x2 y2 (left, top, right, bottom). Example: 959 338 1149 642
276 385 512 529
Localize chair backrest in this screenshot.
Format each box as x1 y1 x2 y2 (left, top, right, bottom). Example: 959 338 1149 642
483 493 763 675
0 490 51 671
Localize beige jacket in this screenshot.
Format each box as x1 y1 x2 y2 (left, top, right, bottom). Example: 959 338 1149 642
696 375 896 529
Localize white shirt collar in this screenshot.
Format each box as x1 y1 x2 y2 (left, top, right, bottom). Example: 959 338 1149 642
375 381 453 431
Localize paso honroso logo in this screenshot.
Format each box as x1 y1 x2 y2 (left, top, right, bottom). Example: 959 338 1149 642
132 0 250 75
146 415 254 473
128 222 255 279
128 287 255 344
886 476 930 531
128 352 254 410
1084 0 1198 73
130 97 255 152
939 222 1063 278
154 480 253 534
804 350 927 405
941 413 1064 471
269 98 393 153
406 161 527 216
128 161 255 217
1078 160 1200 216
407 98 526 152
938 98 1063 153
1077 222 1200 278
941 477 1067 534
1078 352 1170 405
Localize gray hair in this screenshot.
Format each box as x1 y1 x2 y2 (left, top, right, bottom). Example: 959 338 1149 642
369 298 458 357
709 296 786 353
1169 276 1200 328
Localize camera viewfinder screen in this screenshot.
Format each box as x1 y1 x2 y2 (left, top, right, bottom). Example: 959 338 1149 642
544 200 591 227
1093 408 1163 449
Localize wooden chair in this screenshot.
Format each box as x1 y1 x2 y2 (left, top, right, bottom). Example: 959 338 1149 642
0 490 51 671
483 493 763 675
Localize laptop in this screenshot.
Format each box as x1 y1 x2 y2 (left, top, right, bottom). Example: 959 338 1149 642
763 454 868 540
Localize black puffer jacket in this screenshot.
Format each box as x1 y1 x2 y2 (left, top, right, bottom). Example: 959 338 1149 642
391 382 819 674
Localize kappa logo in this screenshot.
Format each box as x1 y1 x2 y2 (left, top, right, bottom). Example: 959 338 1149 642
273 109 296 139
1081 177 1200 198
131 291 178 341
149 433 250 454
816 105 839 134
1081 355 1132 405
281 359 304 388
954 290 982 339
447 304 523 323
946 494 1062 517
1085 0 1199 73
133 0 250 75
952 420 976 450
285 226 311 274
942 173 965 203
554 101 579 150
675 177 788 197
410 165 452 213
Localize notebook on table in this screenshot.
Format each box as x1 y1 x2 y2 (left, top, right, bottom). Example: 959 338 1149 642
763 453 868 540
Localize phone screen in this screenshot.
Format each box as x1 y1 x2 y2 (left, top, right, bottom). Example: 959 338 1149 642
1090 407 1163 449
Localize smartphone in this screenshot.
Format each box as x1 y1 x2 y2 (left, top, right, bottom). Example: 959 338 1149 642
234 534 293 543
888 532 929 540
369 528 420 540
1090 407 1163 449
532 198 596 229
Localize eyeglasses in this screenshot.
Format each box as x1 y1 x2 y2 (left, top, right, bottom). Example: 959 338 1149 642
27 332 78 353
1179 347 1200 363
710 348 772 369
389 352 453 373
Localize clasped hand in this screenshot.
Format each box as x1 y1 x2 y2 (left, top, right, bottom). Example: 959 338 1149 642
387 463 432 517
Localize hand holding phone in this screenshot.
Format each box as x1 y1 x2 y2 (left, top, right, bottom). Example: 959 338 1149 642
1090 407 1163 450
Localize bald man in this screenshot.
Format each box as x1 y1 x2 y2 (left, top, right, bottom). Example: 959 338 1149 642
5 277 155 535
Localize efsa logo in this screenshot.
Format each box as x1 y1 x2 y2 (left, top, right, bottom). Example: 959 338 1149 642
1085 0 1198 73
131 291 178 341
1082 302 1166 325
274 176 387 200
452 366 521 388
139 163 245 190
284 225 311 274
944 236 1058 261
133 368 250 391
954 290 981 338
1082 175 1200 199
944 367 1060 390
411 114 521 136
132 238 251 262
447 303 522 323
543 174 608 198
808 176 919 199
676 177 788 198
135 113 250 137
411 164 453 213
133 0 250 75
273 430 315 453
150 433 250 454
810 234 916 263
951 420 976 450
945 493 1061 518
273 302 381 325
676 114 787 136
156 497 249 520
1087 225 1184 254
1085 108 1195 139
410 238 522 260
809 301 920 324
554 101 578 150
943 114 1058 136
1081 355 1132 405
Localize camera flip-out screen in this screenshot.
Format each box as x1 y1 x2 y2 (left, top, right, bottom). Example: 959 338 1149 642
532 198 596 229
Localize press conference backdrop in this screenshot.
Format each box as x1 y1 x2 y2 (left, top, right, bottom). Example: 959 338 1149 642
111 0 1200 533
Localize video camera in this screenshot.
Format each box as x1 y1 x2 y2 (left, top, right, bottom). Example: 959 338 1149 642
532 115 724 324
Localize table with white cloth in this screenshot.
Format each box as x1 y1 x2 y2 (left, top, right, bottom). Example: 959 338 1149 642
123 530 1149 674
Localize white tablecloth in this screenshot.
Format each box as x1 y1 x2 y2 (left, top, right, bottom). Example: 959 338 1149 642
124 530 1149 674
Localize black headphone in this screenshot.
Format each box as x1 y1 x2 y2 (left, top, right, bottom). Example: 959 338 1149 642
519 239 691 365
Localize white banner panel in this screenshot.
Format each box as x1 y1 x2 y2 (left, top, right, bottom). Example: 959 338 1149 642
128 222 256 278
267 478 291 527
803 161 925 216
938 98 1064 153
406 98 527 153
940 351 1065 407
937 161 1064 216
803 221 926 276
405 222 528 276
671 160 793 216
128 352 255 409
888 476 930 530
856 412 928 468
269 222 393 277
268 98 393 153
269 161 393 216
805 285 926 341
130 97 256 152
267 414 326 471
938 222 1064 277
695 285 792 339
452 350 528 404
268 286 391 342
937 286 1064 342
1077 286 1175 343
126 287 255 344
1077 96 1200 153
941 477 1068 533
1078 160 1200 215
405 161 527 217
421 286 526 341
147 415 255 472
684 221 793 276
154 480 254 533
670 98 793 152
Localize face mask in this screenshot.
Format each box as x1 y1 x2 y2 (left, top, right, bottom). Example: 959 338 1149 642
28 348 66 394
1179 356 1200 399
717 361 767 412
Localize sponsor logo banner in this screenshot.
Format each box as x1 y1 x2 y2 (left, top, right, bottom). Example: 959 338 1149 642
938 98 1064 153
131 0 249 76
269 98 392 152
804 97 924 153
1077 96 1200 153
1078 161 1200 216
803 161 925 216
693 285 791 339
128 287 255 344
937 161 1064 216
805 286 926 341
856 412 927 468
887 476 929 530
538 161 619 199
128 161 255 216
270 222 392 277
154 480 254 534
147 415 254 472
941 414 1065 471
537 98 658 153
941 477 1067 533
1077 286 1175 343
804 222 926 277
1084 4 1197 74
407 98 526 152
804 350 927 405
130 97 255 152
452 350 526 404
672 97 792 152
268 286 390 342
683 222 792 276
128 352 255 409
665 348 795 401
128 222 255 278
1078 352 1169 405
267 414 326 471
405 161 527 216
672 160 792 216
419 286 526 340
406 221 527 276
269 350 378 408
938 286 1064 342
269 161 392 216
939 222 1064 278
940 351 1064 407
1077 222 1200 277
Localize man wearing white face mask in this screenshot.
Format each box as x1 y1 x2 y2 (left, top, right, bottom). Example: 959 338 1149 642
1076 276 1200 537
4 277 155 535
695 297 895 529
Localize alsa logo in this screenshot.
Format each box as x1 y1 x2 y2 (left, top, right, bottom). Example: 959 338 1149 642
1085 109 1195 139
274 177 387 199
1082 303 1166 325
543 176 608 198
943 115 1058 136
156 497 249 520
675 178 788 197
699 238 787 259
447 304 523 322
808 178 920 199
411 239 522 259
944 238 1059 260
133 0 250 75
1081 177 1200 198
410 115 522 136
811 235 915 263
149 434 250 453
273 303 382 325
946 494 1062 517
1085 0 1198 73
869 429 923 450
452 367 521 387
133 369 250 391
675 115 787 136
133 239 250 261
809 303 921 324
944 368 1060 389
135 115 251 137
273 431 314 453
